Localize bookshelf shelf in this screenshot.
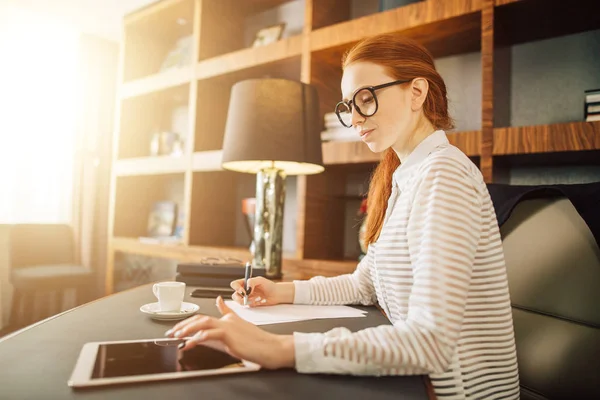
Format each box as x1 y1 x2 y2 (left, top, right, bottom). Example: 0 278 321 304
112 237 251 263
114 155 187 176
196 35 302 80
321 130 481 165
493 121 600 155
322 141 381 165
121 67 193 99
191 150 223 172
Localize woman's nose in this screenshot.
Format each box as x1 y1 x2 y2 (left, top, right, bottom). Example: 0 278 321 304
351 107 365 127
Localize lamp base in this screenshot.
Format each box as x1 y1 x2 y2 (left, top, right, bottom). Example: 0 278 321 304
253 167 286 279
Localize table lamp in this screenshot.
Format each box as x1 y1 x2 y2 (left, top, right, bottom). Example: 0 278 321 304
221 78 324 279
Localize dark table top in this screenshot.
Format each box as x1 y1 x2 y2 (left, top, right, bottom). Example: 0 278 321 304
0 284 431 400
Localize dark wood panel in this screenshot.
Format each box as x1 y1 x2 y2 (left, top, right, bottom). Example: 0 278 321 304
189 171 240 246
310 51 344 124
481 0 494 182
311 0 351 30
495 0 600 47
493 121 600 155
199 0 245 60
299 169 347 260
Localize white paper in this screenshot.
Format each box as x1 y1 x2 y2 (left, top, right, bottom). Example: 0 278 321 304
225 301 367 326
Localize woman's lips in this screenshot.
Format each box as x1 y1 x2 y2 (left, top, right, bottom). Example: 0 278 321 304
360 129 374 139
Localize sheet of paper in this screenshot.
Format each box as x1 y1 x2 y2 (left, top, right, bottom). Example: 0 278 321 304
225 301 367 326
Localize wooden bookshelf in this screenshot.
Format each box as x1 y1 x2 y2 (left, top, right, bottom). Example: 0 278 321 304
493 122 600 155
106 0 600 294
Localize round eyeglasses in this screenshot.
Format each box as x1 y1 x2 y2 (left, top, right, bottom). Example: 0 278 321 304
334 79 412 128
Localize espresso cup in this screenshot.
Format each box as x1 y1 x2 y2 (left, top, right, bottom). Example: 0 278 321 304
152 281 185 312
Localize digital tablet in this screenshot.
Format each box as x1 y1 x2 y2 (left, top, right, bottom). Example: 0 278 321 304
68 338 260 388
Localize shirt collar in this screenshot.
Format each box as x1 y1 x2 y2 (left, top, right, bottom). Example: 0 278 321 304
392 130 449 189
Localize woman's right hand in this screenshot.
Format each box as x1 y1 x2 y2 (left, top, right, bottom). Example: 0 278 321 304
229 277 294 307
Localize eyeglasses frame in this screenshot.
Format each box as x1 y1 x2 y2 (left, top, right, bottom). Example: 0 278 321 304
335 79 412 128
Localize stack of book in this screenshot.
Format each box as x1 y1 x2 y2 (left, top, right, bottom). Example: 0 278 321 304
585 89 600 122
175 261 267 288
320 112 359 142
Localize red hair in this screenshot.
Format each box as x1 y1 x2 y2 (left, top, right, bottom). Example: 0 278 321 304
342 34 454 245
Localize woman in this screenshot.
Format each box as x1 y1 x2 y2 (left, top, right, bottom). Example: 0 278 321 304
166 34 520 399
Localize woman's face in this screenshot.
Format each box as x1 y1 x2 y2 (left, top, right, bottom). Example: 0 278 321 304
340 62 414 153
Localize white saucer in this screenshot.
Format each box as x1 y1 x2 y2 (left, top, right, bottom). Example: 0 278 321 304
140 302 200 321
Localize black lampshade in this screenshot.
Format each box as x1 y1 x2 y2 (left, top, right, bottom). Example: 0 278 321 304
221 78 324 175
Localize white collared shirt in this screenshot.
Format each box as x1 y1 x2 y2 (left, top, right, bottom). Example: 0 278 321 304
292 130 520 400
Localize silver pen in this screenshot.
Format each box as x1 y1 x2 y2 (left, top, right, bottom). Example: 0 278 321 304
243 261 253 306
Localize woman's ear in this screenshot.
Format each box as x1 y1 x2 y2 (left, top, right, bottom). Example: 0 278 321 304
410 78 429 111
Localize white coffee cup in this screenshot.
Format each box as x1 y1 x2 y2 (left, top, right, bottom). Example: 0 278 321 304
152 281 185 312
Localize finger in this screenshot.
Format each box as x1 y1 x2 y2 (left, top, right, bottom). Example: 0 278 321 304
216 296 234 316
170 316 218 338
230 279 244 291
231 291 244 304
179 328 226 351
165 314 205 337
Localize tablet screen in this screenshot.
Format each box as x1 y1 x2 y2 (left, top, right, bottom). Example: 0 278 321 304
91 339 244 379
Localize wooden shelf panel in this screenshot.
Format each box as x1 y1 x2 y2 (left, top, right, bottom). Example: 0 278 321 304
121 67 192 99
282 258 357 280
447 130 481 157
192 150 223 172
493 121 600 155
112 237 251 263
322 141 381 165
114 155 187 176
196 36 302 81
311 0 482 59
322 130 481 165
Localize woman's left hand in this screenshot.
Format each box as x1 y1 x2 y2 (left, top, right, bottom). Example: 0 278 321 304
165 296 295 370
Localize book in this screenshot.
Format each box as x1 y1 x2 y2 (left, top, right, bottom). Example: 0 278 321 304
176 262 266 276
585 113 600 122
585 89 600 104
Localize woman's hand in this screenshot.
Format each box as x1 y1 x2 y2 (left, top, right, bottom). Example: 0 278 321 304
165 296 295 370
229 277 295 307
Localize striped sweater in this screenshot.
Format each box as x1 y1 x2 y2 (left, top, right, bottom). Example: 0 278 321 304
292 130 520 399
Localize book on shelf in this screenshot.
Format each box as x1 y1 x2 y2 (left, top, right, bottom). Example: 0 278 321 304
585 89 600 104
584 89 600 122
586 114 600 122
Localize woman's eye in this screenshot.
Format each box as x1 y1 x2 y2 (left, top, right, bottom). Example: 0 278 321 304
359 94 374 104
